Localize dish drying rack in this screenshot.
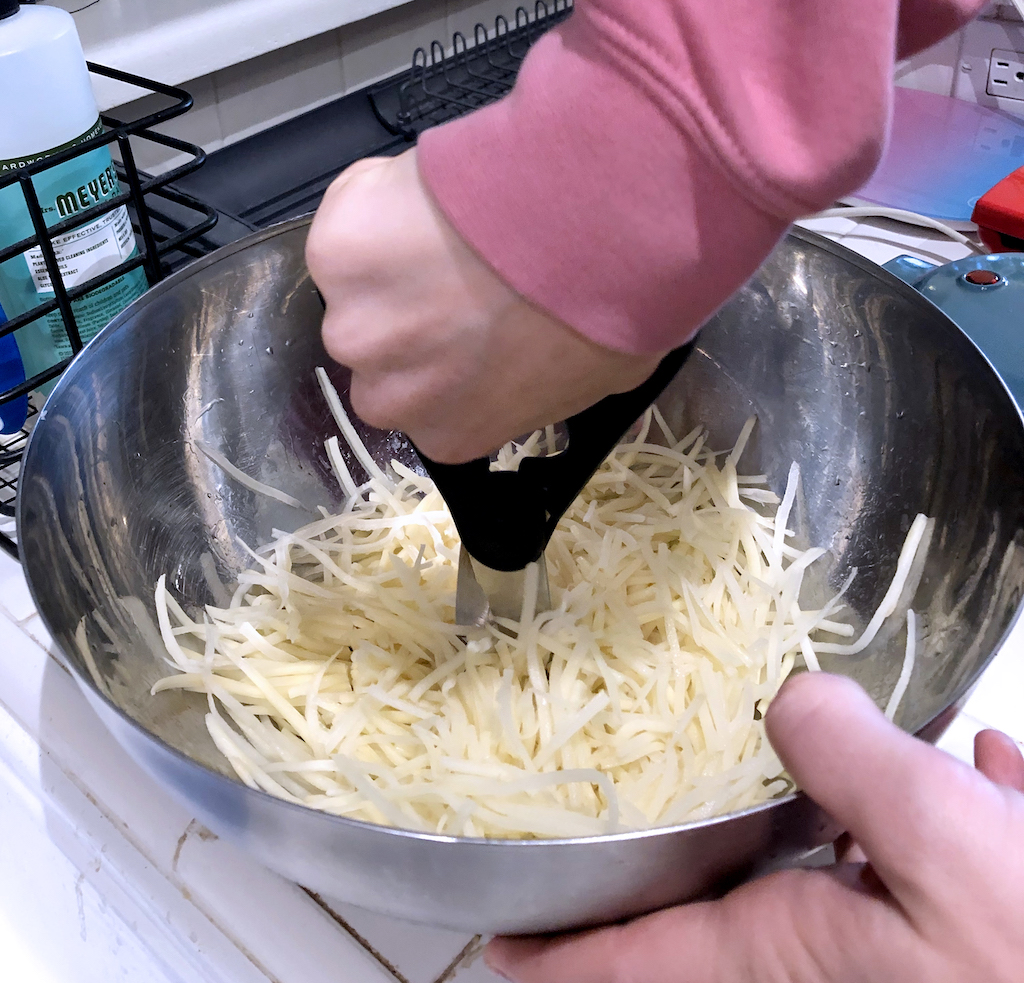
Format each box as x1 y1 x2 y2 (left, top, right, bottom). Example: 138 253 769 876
0 64 216 557
369 0 573 138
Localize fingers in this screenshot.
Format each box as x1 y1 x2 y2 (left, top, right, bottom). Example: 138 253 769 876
764 673 985 906
975 729 1024 792
305 146 668 462
485 903 730 983
487 926 629 983
492 682 1023 983
485 863 912 983
307 151 441 300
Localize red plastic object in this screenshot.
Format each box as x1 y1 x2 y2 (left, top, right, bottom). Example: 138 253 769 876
972 166 1024 253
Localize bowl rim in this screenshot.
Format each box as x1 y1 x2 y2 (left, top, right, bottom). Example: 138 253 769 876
17 217 1024 848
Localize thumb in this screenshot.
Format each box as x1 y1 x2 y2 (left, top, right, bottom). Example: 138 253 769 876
974 729 1024 792
765 672 987 910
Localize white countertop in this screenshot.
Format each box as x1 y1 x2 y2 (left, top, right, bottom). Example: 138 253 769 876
0 215 1021 983
0 544 495 983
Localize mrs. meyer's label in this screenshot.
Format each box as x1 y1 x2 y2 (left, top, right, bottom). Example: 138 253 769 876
26 158 145 358
0 121 148 368
27 202 135 291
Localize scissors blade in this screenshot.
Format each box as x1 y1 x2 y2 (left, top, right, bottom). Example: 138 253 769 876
455 544 490 627
454 545 551 627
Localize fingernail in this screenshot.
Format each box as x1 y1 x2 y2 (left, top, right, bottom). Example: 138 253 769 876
484 958 513 980
484 946 515 981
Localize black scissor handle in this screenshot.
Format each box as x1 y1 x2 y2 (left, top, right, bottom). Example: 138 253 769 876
414 341 695 572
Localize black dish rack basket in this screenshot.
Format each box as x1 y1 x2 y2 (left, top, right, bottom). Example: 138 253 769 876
369 0 573 139
0 64 217 557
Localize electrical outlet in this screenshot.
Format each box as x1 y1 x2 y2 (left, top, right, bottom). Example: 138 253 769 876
955 17 1024 117
987 48 1024 99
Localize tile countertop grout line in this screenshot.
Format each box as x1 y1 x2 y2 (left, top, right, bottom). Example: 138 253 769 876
433 936 489 983
0 650 378 983
0 589 80 683
302 889 412 983
0 668 288 983
0 557 407 982
0 642 409 983
0 555 477 981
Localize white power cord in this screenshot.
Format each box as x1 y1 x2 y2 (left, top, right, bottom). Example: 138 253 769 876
814 206 988 254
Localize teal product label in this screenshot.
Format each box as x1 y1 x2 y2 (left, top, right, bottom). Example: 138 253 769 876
0 120 149 380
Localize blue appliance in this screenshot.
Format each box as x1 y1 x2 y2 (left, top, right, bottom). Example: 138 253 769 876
883 252 1024 411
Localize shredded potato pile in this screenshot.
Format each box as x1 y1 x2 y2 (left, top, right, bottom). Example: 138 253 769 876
153 392 927 839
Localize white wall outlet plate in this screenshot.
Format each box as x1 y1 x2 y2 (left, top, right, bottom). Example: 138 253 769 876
988 47 1024 99
956 17 1024 116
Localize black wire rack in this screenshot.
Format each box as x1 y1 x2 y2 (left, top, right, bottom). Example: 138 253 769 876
0 5 571 560
369 0 573 138
0 63 217 557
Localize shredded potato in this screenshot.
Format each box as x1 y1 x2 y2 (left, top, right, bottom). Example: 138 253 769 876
153 388 928 838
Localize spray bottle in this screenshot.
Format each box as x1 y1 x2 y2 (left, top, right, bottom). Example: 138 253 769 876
0 0 149 389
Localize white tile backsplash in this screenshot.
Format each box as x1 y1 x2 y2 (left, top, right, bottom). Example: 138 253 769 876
952 16 1024 117
446 0 510 39
108 0 496 173
112 74 224 175
73 0 418 108
339 0 449 92
214 30 345 146
101 0 550 174
894 30 963 98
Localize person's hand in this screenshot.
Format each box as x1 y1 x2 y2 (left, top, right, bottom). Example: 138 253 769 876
305 149 664 463
487 672 1024 983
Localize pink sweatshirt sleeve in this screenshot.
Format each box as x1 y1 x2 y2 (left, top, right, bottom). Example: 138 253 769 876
417 0 984 354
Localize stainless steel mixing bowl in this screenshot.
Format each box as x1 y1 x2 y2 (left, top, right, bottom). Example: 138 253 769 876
17 219 1024 934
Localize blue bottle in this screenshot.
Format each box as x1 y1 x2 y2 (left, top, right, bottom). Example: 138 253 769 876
0 302 28 435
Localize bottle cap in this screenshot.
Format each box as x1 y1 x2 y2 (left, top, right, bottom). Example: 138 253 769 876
0 0 20 21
